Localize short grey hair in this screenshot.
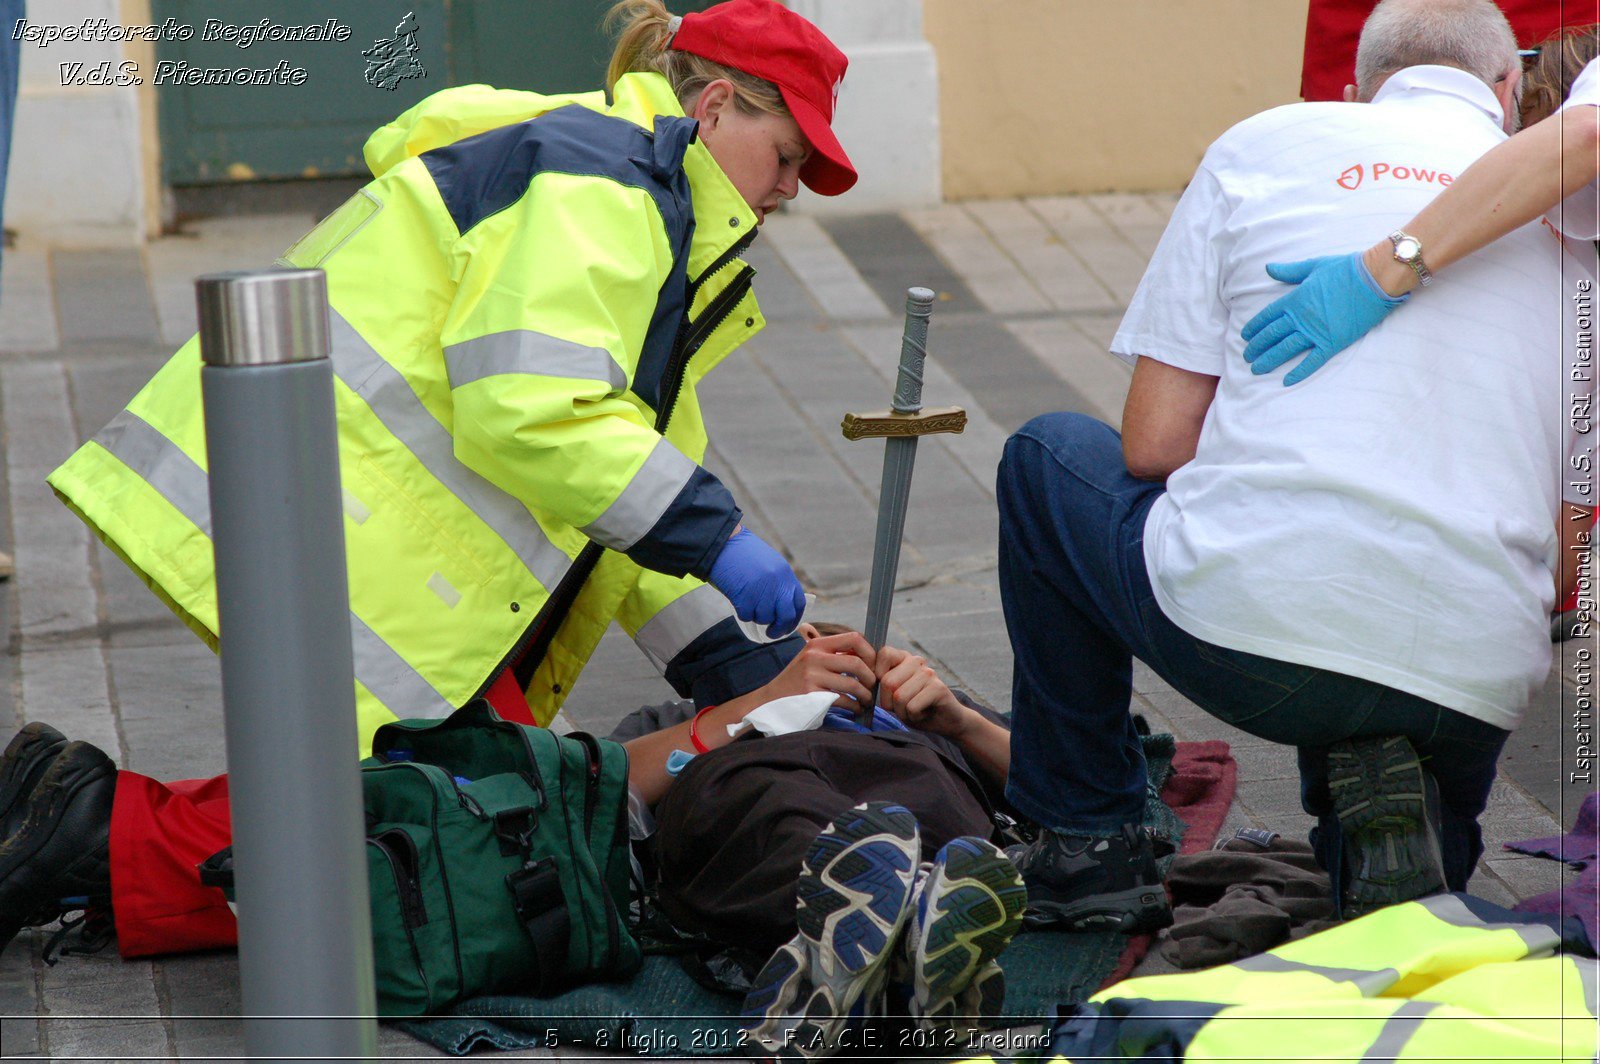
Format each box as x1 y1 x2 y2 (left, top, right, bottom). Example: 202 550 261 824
1354 0 1518 101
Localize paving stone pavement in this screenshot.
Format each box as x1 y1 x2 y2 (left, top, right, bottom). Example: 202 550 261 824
0 194 1589 1059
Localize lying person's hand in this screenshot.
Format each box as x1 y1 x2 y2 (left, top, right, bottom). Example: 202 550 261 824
763 631 877 710
875 645 970 737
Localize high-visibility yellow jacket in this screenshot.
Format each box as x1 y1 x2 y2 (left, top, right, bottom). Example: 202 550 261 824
1014 893 1599 1062
48 72 797 753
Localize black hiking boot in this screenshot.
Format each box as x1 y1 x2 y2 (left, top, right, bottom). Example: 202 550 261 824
0 723 69 840
1009 823 1173 934
1327 735 1447 918
0 740 115 957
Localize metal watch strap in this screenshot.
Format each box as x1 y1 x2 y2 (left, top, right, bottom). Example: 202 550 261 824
1388 229 1433 287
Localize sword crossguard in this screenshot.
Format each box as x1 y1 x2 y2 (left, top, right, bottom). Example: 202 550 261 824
841 406 967 441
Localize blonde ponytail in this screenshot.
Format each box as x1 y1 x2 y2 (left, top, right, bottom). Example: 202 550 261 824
604 0 789 119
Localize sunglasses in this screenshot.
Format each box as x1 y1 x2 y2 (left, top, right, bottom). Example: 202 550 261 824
1519 47 1541 70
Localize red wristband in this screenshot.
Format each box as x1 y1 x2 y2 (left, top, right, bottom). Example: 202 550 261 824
689 705 718 754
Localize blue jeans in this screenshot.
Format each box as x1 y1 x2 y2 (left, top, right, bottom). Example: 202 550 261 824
996 413 1507 891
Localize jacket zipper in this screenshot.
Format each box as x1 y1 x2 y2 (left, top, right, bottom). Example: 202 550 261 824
657 264 755 434
478 230 760 700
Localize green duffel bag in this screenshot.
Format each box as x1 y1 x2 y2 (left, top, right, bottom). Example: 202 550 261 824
361 699 642 1015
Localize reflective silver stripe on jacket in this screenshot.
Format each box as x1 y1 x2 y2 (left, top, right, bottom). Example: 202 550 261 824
94 409 453 719
444 329 627 393
95 410 213 534
1357 1001 1437 1063
1233 954 1400 994
329 312 570 590
1417 893 1561 954
633 583 734 672
581 437 697 553
349 613 453 719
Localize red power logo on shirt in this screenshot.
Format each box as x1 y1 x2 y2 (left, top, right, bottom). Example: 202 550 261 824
1336 162 1454 190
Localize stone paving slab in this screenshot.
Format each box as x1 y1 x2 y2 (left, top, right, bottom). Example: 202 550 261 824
903 205 1053 316
53 251 159 345
962 199 1121 315
0 194 1588 1058
759 214 889 322
0 242 58 352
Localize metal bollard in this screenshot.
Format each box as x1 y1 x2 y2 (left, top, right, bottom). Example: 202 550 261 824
197 269 377 1062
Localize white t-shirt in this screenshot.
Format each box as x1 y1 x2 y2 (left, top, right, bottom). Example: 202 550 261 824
1555 59 1600 241
1111 66 1575 730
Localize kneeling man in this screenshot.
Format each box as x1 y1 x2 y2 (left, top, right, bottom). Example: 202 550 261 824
1001 0 1590 929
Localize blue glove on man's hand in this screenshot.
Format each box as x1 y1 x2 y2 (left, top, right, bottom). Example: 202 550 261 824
1240 252 1408 386
709 526 807 638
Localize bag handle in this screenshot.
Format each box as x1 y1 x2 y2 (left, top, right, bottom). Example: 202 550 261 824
505 858 570 995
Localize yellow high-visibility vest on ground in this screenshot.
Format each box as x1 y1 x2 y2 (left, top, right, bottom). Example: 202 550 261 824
967 894 1598 1062
49 72 791 752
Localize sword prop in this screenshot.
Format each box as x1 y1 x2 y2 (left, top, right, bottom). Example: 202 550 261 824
842 287 966 723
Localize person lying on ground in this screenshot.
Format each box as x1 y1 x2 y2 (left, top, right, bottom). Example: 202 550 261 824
609 623 1027 1055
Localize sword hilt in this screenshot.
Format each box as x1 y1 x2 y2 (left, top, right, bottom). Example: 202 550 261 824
891 287 936 415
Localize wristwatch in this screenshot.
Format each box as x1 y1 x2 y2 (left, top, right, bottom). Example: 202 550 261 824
1387 230 1433 287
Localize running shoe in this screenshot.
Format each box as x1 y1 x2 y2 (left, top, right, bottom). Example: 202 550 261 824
900 836 1025 1037
741 802 919 1059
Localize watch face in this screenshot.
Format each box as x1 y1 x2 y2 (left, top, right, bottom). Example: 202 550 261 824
1395 237 1421 261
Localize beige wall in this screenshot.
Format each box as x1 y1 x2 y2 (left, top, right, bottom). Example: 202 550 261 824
121 0 162 239
924 1 1309 198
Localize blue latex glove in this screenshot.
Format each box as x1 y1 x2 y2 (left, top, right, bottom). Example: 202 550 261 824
708 526 806 638
1241 253 1409 386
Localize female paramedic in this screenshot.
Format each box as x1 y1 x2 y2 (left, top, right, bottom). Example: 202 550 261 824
1 0 862 959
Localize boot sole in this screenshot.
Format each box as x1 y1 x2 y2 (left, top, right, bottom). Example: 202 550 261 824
1022 882 1173 934
1328 735 1446 918
0 723 69 831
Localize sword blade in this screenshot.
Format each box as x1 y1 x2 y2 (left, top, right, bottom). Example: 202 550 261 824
863 434 918 654
857 287 937 723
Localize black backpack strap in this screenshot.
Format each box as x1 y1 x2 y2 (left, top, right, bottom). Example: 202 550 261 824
505 858 570 994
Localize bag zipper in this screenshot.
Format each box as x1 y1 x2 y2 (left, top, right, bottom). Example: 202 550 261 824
371 829 430 929
570 730 624 970
368 833 430 1000
394 761 467 991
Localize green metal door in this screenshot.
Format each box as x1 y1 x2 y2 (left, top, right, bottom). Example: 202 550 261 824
153 1 716 186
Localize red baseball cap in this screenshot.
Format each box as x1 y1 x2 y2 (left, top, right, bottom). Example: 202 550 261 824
669 0 857 196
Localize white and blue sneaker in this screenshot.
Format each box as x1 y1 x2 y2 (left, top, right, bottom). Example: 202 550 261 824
740 802 920 1059
898 837 1025 1037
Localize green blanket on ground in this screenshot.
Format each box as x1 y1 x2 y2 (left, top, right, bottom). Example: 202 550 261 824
400 734 1185 1057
